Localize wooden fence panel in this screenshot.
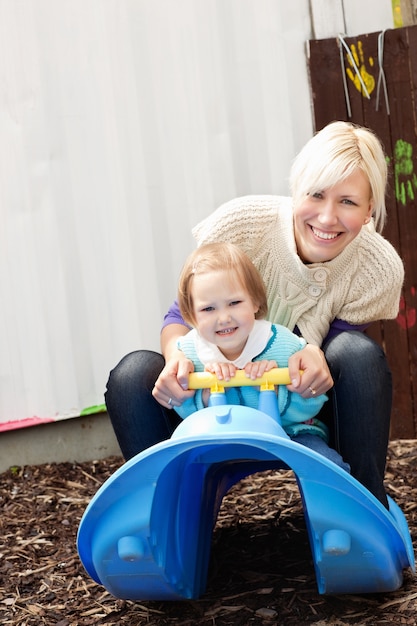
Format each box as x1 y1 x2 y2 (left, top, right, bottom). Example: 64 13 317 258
308 26 417 438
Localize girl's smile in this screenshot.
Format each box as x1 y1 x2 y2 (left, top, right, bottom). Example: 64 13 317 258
216 327 238 335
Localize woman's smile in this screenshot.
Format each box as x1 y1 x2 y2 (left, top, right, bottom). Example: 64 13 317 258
310 225 341 241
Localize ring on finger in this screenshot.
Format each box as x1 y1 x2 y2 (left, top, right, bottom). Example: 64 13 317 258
167 397 173 406
309 386 317 396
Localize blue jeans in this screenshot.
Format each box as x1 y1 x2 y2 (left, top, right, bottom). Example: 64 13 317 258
291 433 350 473
105 332 391 507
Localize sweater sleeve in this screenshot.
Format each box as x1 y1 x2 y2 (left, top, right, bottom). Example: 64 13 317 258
258 325 329 439
175 392 205 419
175 331 206 419
336 230 404 325
192 195 284 254
280 393 328 435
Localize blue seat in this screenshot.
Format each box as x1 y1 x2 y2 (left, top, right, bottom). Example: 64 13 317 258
77 372 415 600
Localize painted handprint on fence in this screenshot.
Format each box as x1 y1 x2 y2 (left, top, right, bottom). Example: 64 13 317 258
346 41 375 96
393 139 417 206
397 287 416 330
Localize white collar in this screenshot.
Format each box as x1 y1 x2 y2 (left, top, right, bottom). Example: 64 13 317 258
195 319 272 368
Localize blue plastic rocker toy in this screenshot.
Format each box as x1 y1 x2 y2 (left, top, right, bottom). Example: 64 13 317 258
77 368 415 601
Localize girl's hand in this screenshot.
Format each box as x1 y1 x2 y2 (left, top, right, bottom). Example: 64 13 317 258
204 362 237 382
202 362 236 407
244 360 278 380
287 344 333 398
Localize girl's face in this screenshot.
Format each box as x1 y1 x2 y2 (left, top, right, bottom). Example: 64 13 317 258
191 269 259 361
293 169 373 264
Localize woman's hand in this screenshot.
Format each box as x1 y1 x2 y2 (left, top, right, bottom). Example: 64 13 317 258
154 323 196 409
287 344 333 398
152 351 196 409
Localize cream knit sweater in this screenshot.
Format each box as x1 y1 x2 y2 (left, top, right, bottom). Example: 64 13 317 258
192 195 404 346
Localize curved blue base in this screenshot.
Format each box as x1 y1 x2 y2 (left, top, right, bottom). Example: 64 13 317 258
77 405 415 600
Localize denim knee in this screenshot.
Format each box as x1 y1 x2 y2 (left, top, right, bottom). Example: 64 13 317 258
323 331 391 386
106 350 164 397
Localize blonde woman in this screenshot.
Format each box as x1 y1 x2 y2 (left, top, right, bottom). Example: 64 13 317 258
106 122 403 508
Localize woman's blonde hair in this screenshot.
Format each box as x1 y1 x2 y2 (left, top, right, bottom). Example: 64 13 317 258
178 242 268 327
289 121 388 233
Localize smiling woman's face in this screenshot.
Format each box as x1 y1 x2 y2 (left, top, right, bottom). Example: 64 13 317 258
293 168 373 264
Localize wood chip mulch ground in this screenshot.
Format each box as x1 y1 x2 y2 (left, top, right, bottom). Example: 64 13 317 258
1 440 417 626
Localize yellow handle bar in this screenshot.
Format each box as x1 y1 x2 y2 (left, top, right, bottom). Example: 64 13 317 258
187 367 292 390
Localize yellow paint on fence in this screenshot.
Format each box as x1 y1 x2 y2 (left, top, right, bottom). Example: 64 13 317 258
346 41 375 96
392 0 404 28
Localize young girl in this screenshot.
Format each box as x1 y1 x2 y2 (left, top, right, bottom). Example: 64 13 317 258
175 241 349 470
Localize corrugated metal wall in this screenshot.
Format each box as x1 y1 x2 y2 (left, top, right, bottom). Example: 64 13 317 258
0 0 315 427
0 0 393 428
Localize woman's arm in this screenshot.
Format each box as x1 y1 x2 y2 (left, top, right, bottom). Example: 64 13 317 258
152 323 196 409
161 323 189 361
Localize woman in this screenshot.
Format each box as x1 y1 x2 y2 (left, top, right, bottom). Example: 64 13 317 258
105 121 404 508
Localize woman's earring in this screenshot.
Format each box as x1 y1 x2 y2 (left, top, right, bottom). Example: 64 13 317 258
364 217 371 224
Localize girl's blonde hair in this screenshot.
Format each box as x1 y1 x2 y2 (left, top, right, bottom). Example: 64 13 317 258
178 242 268 327
289 121 388 233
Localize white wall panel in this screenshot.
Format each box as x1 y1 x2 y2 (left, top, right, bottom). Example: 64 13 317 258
310 0 393 38
0 0 390 428
344 0 393 36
